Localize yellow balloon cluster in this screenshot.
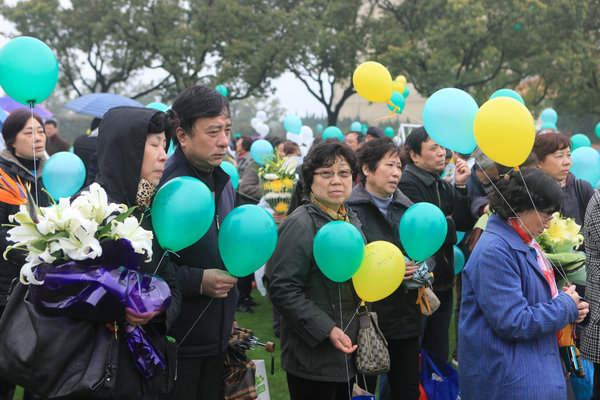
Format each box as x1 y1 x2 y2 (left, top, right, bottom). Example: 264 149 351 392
352 62 393 103
473 97 535 167
352 241 405 302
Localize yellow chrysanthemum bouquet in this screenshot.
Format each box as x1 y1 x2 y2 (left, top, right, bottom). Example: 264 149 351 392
258 153 298 215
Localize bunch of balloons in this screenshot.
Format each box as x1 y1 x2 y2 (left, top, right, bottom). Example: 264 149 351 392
250 111 270 137
352 62 409 116
286 125 314 157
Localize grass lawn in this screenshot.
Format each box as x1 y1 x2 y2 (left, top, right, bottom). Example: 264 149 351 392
12 286 458 400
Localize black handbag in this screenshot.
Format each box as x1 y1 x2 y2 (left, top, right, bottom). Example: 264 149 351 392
0 282 119 399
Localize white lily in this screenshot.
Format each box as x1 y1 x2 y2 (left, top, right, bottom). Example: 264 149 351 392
109 217 153 261
72 183 126 224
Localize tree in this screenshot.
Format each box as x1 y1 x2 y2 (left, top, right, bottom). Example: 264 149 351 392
283 0 377 126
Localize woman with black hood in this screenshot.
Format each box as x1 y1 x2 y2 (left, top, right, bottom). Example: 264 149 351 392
94 105 182 399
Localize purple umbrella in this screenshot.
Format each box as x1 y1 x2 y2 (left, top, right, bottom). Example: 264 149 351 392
0 97 54 119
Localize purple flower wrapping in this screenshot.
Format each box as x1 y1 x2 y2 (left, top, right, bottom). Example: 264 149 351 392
125 326 167 380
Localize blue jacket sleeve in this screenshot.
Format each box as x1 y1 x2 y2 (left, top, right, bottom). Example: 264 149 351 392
468 243 579 341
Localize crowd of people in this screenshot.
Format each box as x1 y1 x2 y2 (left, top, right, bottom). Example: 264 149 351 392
0 83 599 400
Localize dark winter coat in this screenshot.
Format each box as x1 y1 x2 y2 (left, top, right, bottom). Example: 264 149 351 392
346 184 421 340
0 150 48 307
267 199 362 382
561 172 595 227
398 163 474 291
158 146 238 358
465 166 494 219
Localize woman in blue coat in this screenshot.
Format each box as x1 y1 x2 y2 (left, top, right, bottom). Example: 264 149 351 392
458 168 589 400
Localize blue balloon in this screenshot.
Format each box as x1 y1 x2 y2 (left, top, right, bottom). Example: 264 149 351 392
539 122 558 132
402 86 410 98
571 146 600 186
350 121 362 132
215 84 228 97
541 108 558 124
220 161 239 189
283 114 303 135
387 91 406 114
423 88 479 154
313 221 365 282
489 89 525 105
399 202 448 261
316 123 324 133
571 133 591 150
167 141 176 158
322 126 343 141
42 152 86 200
361 123 368 135
456 231 465 244
250 139 274 165
454 246 466 275
146 102 169 112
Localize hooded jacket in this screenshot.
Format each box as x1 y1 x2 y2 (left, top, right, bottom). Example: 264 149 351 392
0 150 48 307
158 145 237 358
347 184 421 339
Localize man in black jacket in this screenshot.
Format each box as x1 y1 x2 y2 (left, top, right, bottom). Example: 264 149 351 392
159 85 238 400
398 126 474 363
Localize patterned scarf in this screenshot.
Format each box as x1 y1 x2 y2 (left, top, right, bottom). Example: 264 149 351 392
136 179 157 210
310 192 349 222
508 218 558 298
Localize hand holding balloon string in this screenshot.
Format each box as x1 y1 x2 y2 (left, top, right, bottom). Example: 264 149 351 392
200 269 238 298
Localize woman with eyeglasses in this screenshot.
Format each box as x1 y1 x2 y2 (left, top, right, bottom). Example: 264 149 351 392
267 139 363 400
458 168 589 400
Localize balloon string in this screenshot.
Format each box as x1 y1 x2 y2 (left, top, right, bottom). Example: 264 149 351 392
374 101 399 121
177 297 214 349
339 284 352 400
342 302 362 334
153 249 180 275
29 103 39 205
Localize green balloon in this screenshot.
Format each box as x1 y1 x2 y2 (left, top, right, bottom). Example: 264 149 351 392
313 221 365 282
220 161 239 189
218 205 278 277
361 123 368 135
216 84 228 97
151 177 215 252
384 127 395 137
322 126 343 141
399 203 447 261
402 86 410 98
0 36 59 105
146 102 169 112
571 133 591 150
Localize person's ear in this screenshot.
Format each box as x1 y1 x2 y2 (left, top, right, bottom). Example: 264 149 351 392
362 164 371 178
176 127 187 147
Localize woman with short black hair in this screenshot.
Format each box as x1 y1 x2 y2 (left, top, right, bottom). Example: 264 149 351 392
458 168 589 399
268 139 363 400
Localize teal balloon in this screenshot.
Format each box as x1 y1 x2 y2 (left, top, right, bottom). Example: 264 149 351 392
151 177 215 252
219 205 278 277
422 88 479 154
361 123 368 135
540 122 557 131
250 139 274 165
514 23 522 31
42 152 86 200
313 221 365 282
283 114 302 134
571 147 600 186
322 126 343 141
595 122 600 139
350 121 362 132
402 86 410 98
387 91 406 114
456 231 465 245
541 108 558 124
399 202 448 261
384 127 395 137
167 141 176 158
489 88 525 105
571 134 591 150
146 102 169 112
316 123 324 133
454 246 466 275
220 161 239 189
0 36 59 105
234 132 242 139
216 84 228 97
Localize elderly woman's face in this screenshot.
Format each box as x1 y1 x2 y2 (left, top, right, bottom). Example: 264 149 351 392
516 209 554 239
140 132 168 186
311 156 353 211
363 151 402 198
537 147 571 182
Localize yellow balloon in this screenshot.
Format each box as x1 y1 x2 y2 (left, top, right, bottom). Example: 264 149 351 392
473 97 535 167
353 61 393 103
392 81 405 94
352 241 405 302
395 75 407 86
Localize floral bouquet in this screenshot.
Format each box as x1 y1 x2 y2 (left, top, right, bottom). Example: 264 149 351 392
258 153 298 215
2 180 171 380
537 212 585 286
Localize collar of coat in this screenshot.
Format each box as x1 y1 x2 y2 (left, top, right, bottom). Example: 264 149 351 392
0 149 46 178
347 182 413 209
404 163 442 187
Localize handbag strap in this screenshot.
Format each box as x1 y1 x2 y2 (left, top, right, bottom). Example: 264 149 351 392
421 350 446 380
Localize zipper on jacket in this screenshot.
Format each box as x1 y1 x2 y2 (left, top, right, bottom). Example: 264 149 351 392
216 213 220 230
435 181 442 208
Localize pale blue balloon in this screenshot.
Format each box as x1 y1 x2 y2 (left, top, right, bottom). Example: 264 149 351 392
489 89 525 105
250 139 274 165
220 161 239 189
215 84 228 97
571 133 591 150
322 126 343 141
539 122 558 131
283 114 302 134
541 108 558 124
42 152 86 200
316 123 324 133
350 121 362 132
422 88 479 154
146 102 169 112
571 146 600 185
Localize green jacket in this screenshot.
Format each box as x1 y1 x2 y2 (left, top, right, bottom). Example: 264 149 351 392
268 201 363 382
